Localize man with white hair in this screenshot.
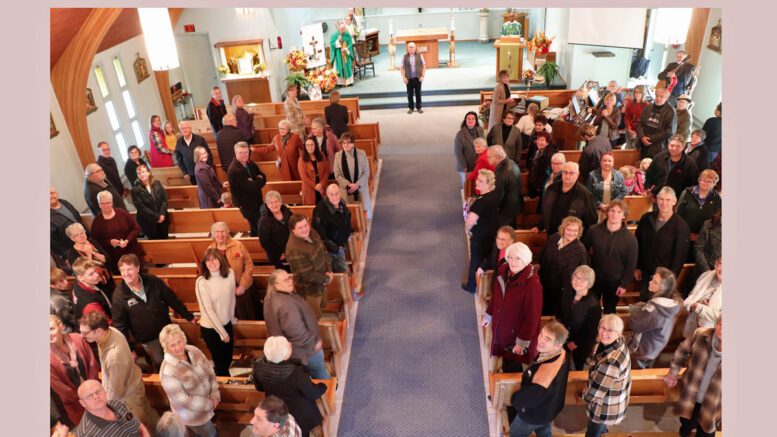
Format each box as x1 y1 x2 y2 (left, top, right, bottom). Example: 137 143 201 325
482 242 543 373
84 163 126 216
216 112 244 170
487 145 524 227
252 336 328 437
174 120 212 185
537 161 597 233
227 141 267 237
635 186 690 301
312 184 352 274
400 42 426 114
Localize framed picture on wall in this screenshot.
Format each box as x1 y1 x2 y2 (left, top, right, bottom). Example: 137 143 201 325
707 19 721 53
86 88 98 115
134 52 150 83
50 113 59 139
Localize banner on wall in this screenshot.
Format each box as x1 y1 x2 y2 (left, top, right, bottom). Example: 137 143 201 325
301 23 326 69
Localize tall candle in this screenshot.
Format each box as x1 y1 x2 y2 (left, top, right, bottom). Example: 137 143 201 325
389 19 393 36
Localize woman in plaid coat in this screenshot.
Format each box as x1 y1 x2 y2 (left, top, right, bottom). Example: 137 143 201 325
582 314 632 437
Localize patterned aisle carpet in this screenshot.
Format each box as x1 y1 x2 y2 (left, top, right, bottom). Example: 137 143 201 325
338 107 489 436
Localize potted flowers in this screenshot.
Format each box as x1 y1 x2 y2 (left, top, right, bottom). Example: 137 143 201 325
217 65 229 79
306 67 337 94
527 31 554 55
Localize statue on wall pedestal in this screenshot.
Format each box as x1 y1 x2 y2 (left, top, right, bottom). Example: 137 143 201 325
134 53 150 84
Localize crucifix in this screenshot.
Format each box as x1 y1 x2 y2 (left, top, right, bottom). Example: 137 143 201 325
308 35 322 61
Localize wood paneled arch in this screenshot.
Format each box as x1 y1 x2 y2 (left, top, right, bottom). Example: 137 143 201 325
51 8 184 170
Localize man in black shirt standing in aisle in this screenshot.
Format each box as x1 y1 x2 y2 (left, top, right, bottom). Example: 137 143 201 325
228 141 267 237
207 86 228 134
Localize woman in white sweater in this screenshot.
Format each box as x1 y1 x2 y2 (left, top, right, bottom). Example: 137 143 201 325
682 256 722 337
196 248 236 376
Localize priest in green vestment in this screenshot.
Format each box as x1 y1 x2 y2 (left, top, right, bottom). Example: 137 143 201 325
501 12 523 37
330 22 355 86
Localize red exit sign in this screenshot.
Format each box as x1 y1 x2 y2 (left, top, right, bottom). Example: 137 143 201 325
184 24 195 32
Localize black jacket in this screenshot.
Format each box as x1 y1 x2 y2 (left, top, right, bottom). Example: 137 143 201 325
123 158 148 187
130 180 169 238
97 156 124 191
175 134 212 182
510 350 570 424
50 288 76 333
325 103 350 139
578 135 612 182
227 160 267 213
702 116 721 154
540 181 597 233
493 158 524 226
207 99 228 134
111 273 194 345
84 180 126 217
636 102 676 158
72 281 113 322
558 290 601 369
51 199 89 259
581 222 638 288
215 125 244 171
527 144 558 198
252 356 328 437
635 211 690 276
538 233 589 315
676 187 722 234
685 143 709 172
258 204 292 268
312 199 352 252
645 151 699 198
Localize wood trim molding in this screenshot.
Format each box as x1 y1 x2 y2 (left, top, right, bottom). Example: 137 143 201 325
685 8 710 68
51 8 122 170
214 39 264 48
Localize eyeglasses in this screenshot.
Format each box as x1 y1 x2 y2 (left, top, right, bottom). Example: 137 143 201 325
505 255 522 262
561 171 578 175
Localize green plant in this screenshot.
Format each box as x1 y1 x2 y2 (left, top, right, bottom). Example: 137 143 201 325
285 72 310 91
536 61 560 86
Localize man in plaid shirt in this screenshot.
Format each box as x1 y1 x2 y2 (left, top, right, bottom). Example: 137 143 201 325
582 314 632 437
664 317 722 437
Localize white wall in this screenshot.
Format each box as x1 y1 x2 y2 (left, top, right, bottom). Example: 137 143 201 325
174 8 288 104
691 8 722 125
86 35 165 170
50 84 89 212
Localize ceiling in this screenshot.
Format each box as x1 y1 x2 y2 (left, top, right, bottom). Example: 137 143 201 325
50 8 181 70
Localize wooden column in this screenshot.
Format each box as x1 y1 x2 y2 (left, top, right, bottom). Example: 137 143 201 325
685 8 710 66
51 8 122 169
153 8 185 128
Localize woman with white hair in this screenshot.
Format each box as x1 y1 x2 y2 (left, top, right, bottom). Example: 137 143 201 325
158 324 220 437
463 169 500 293
481 242 543 373
271 120 303 180
252 336 328 437
558 265 602 370
538 216 589 316
628 267 682 368
90 190 141 273
156 411 186 437
583 314 632 437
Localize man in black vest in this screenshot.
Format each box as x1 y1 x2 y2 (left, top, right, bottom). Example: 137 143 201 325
399 42 426 114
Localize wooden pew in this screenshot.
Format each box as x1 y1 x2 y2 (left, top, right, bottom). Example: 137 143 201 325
171 317 346 379
194 96 361 122
151 162 281 186
143 374 337 436
490 368 684 436
560 149 642 169
480 89 578 108
253 122 381 150
164 181 305 209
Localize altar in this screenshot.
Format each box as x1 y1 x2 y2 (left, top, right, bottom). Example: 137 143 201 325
395 28 448 68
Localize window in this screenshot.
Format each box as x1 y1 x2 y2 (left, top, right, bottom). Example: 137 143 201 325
104 101 120 131
131 120 145 148
113 57 127 87
94 65 109 97
121 90 136 119
114 133 128 153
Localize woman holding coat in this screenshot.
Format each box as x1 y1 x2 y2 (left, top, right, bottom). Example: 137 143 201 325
481 242 543 373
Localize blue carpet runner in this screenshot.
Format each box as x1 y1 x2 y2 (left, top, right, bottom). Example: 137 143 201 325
338 152 489 436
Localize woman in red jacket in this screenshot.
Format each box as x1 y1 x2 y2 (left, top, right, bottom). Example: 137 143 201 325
298 138 330 205
467 138 495 194
50 315 99 425
482 241 543 373
624 85 648 150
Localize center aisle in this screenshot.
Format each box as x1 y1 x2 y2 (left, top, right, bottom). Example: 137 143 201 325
338 107 489 436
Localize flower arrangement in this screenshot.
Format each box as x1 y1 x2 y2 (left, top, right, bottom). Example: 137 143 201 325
306 66 338 93
522 69 535 83
253 62 267 75
284 48 308 72
172 91 191 105
527 31 555 55
217 65 229 79
478 101 491 124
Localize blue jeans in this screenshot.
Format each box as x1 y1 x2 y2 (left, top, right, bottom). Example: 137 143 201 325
188 420 218 437
307 348 331 379
509 415 552 437
330 246 348 273
585 420 608 437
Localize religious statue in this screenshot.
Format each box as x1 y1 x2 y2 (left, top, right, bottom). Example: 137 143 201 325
134 53 150 84
501 12 523 37
330 22 354 87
